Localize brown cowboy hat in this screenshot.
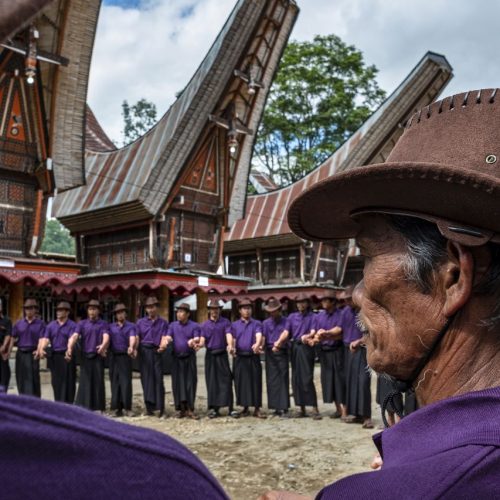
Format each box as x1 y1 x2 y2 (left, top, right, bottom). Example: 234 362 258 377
264 298 282 312
87 299 101 309
23 298 38 309
56 301 71 311
294 294 310 303
144 296 159 307
289 89 500 247
319 291 337 301
207 299 222 309
175 303 191 312
238 299 253 308
114 303 127 313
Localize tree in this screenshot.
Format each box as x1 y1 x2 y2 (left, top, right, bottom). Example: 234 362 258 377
121 98 157 145
39 219 75 256
253 34 386 187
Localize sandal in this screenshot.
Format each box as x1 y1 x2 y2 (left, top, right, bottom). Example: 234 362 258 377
330 411 342 419
344 415 363 424
312 413 323 420
362 420 374 429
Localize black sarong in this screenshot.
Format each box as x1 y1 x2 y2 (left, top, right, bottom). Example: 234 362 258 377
0 358 11 392
346 347 371 417
15 349 40 397
110 352 132 411
50 352 76 403
205 349 233 409
291 343 317 407
171 352 197 411
139 345 165 412
75 354 105 411
234 353 262 408
265 348 289 411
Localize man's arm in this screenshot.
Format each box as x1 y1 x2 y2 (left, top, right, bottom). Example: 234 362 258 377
65 332 79 361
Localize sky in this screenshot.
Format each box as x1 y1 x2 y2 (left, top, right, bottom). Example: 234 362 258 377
89 0 500 144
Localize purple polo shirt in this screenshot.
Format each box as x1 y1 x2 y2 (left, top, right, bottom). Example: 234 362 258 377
167 320 201 356
12 318 46 350
340 306 363 345
136 316 168 347
109 321 137 353
262 316 288 349
0 394 229 498
76 319 109 354
285 311 314 342
43 319 78 352
317 386 500 499
313 309 343 347
230 318 262 353
201 317 231 351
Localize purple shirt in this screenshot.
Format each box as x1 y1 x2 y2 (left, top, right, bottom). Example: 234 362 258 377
167 320 200 356
262 316 288 349
318 387 500 499
76 319 109 354
230 318 262 353
0 394 229 498
201 317 231 351
12 318 46 350
340 306 363 345
109 321 137 353
136 316 168 347
313 309 343 347
43 319 77 352
285 311 314 342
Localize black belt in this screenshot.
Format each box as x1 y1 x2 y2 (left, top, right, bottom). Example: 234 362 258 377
112 351 128 355
174 351 194 359
208 348 226 355
19 347 36 353
236 351 254 357
140 344 157 350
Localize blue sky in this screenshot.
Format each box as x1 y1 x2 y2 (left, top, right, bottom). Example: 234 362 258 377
89 0 500 144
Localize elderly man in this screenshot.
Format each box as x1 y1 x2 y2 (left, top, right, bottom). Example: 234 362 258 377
136 296 169 417
280 89 500 498
10 298 45 397
68 299 109 412
228 299 265 418
199 299 235 418
165 303 201 419
108 303 137 417
38 301 77 403
262 298 290 417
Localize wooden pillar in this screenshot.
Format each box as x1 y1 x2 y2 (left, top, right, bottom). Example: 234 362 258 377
256 247 263 283
9 281 24 322
125 287 137 322
196 288 208 324
158 285 169 321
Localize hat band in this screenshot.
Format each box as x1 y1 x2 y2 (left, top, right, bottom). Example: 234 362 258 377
351 208 500 247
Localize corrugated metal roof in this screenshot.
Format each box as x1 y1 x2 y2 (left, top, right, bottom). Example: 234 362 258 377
54 0 299 232
225 51 453 247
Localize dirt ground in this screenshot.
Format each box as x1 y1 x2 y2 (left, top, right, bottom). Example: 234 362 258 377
10 353 382 499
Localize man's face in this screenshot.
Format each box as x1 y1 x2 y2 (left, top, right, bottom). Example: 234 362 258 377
209 308 220 321
56 308 69 321
353 214 445 380
116 310 126 322
176 309 188 322
87 306 99 320
269 309 281 320
321 298 334 311
25 306 37 320
296 300 308 313
239 305 252 319
145 305 157 318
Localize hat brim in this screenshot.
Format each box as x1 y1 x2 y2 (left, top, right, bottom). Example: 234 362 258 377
114 308 127 313
288 162 500 241
264 304 282 312
56 306 71 311
175 307 190 312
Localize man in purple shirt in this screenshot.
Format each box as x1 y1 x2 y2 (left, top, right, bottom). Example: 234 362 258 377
340 288 373 429
38 301 77 403
228 299 265 418
67 299 109 412
310 292 345 419
108 303 137 417
166 303 201 419
199 299 235 418
0 300 12 392
283 294 320 419
10 298 45 397
262 298 290 417
136 296 169 418
276 89 500 498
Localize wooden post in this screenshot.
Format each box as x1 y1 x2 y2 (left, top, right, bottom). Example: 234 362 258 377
9 281 24 323
158 285 170 321
256 247 263 283
299 244 306 283
311 242 323 284
196 288 208 324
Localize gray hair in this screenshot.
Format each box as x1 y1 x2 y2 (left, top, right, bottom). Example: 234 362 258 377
388 215 500 327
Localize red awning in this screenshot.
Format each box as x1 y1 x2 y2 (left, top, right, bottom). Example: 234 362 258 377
0 259 80 286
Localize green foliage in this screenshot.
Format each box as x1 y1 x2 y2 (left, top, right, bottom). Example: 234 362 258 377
121 98 157 145
40 219 75 256
253 34 386 187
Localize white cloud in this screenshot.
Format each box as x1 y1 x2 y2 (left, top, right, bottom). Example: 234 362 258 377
88 0 500 144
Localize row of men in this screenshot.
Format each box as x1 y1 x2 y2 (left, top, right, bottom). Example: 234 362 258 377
0 291 376 422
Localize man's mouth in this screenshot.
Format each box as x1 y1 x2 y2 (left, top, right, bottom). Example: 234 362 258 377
356 315 370 336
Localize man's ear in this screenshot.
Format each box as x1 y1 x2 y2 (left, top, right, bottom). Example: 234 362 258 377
442 241 474 317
